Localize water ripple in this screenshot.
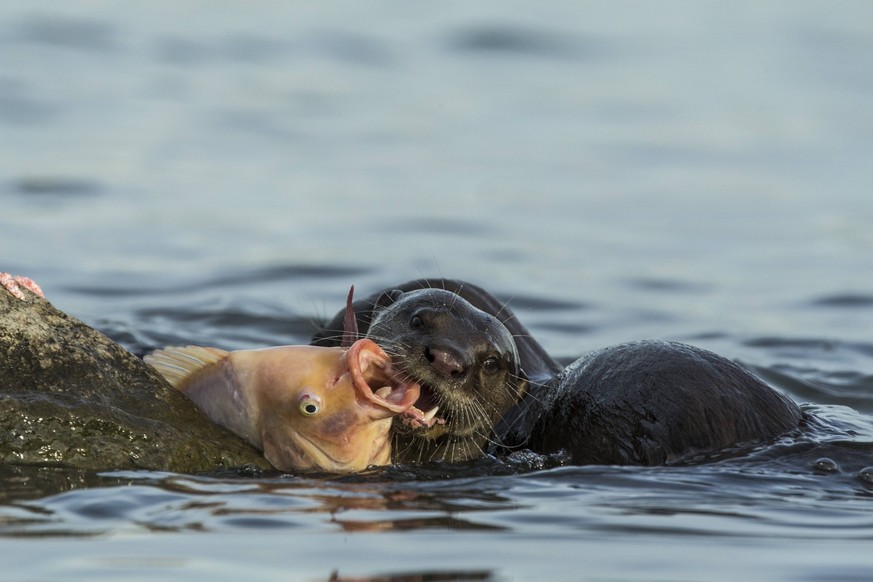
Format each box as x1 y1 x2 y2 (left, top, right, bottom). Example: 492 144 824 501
444 24 599 60
14 14 117 52
65 263 373 298
812 294 873 308
11 176 102 197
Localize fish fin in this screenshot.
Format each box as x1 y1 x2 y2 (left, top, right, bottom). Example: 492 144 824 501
144 345 230 388
341 285 358 349
145 345 261 449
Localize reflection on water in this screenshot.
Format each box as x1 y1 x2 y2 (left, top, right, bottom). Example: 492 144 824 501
3 411 872 539
1 422 873 579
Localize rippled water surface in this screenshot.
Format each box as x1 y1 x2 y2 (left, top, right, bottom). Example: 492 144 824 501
2 1 873 580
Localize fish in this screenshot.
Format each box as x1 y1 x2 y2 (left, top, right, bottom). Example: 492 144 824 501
144 338 420 473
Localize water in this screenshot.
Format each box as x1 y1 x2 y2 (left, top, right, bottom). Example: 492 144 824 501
2 1 873 579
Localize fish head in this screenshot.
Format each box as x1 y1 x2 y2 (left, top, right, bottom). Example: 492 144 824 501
251 339 420 472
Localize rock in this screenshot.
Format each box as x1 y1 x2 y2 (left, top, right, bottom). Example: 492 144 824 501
0 288 270 472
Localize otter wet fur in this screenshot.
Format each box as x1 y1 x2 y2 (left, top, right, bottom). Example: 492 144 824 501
493 340 804 465
369 289 527 463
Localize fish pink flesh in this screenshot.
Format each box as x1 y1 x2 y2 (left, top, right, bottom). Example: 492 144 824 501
0 273 44 300
346 338 443 428
347 339 421 416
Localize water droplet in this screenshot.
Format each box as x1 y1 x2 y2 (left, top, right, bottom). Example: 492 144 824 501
859 467 873 484
813 457 839 473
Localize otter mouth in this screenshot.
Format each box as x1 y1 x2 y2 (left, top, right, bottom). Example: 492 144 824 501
347 339 424 417
399 382 446 430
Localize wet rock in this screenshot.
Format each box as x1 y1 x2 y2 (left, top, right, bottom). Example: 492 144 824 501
0 288 270 472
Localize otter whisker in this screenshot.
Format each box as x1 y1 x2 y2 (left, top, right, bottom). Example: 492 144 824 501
493 293 518 320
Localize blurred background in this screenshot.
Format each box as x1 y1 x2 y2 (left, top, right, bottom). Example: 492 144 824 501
2 0 872 365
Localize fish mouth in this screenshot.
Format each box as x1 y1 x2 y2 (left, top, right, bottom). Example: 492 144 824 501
347 339 444 428
348 339 425 419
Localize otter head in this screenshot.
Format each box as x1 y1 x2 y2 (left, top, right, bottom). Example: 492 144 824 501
366 288 527 463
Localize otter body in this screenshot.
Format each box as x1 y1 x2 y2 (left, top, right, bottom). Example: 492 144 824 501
496 340 803 465
314 279 803 466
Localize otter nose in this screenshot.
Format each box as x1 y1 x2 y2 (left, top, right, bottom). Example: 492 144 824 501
426 346 466 377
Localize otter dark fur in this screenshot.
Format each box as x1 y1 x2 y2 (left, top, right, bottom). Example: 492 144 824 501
494 340 803 464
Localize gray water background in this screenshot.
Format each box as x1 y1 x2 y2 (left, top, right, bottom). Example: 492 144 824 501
2 1 873 580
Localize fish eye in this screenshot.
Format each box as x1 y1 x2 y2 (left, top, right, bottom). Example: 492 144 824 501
298 394 322 416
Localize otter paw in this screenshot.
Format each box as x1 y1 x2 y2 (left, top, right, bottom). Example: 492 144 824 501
0 272 45 300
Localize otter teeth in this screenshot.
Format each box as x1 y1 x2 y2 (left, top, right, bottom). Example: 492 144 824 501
423 406 439 423
375 386 393 398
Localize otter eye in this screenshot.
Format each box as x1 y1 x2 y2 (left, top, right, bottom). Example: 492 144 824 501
482 357 500 375
298 394 322 416
409 315 424 329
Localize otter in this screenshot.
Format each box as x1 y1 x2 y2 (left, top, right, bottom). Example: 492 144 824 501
493 340 803 465
312 279 558 463
313 279 804 466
